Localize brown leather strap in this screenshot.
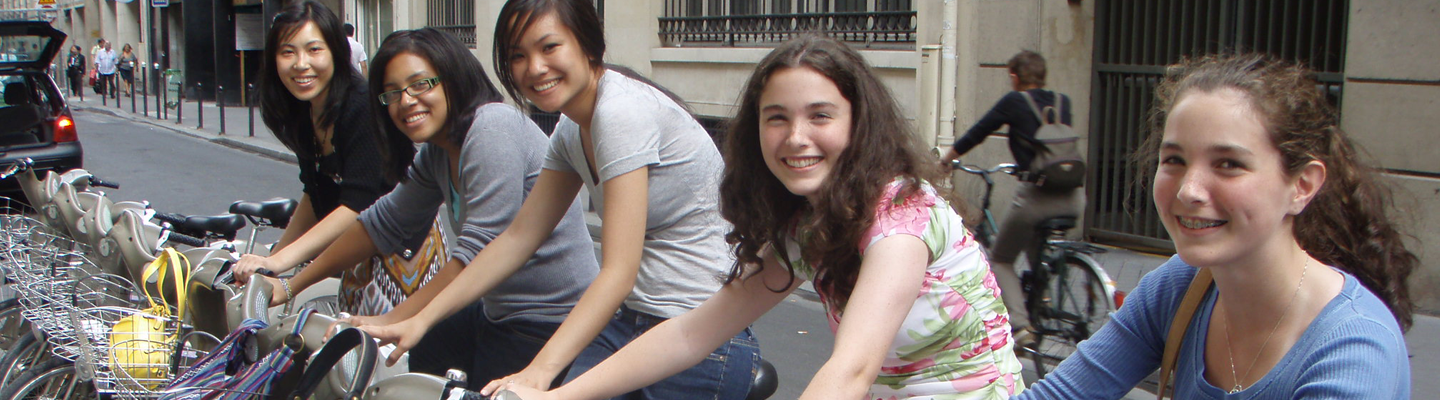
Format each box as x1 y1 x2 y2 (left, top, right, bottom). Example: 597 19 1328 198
1158 267 1214 400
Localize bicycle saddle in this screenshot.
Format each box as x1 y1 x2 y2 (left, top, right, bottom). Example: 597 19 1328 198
1036 216 1077 232
229 198 297 229
748 358 778 400
179 214 247 241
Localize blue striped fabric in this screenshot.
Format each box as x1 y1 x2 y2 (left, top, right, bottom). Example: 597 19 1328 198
160 311 312 400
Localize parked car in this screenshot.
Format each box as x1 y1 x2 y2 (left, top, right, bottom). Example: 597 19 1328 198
0 20 82 204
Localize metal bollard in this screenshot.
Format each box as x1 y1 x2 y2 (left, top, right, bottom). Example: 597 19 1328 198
218 85 226 135
141 67 147 117
196 82 204 130
176 82 183 125
247 83 256 137
130 75 137 113
156 64 165 120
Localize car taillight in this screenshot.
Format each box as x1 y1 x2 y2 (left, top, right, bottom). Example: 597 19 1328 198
55 116 77 142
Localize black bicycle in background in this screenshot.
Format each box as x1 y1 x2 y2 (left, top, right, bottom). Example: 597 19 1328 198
949 159 1120 379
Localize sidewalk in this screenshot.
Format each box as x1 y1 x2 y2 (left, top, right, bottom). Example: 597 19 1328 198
68 91 297 164
70 92 1437 398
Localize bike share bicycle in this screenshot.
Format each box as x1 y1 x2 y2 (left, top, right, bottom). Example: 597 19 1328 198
0 159 368 399
947 159 1121 379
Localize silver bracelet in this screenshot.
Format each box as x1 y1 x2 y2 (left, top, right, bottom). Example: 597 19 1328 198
279 278 294 302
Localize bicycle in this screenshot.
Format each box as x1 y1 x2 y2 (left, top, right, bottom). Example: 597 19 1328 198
948 159 1120 379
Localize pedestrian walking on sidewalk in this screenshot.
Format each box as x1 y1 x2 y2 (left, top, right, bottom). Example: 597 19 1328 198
234 0 447 318
1019 54 1416 400
118 44 137 95
94 40 117 98
66 45 85 97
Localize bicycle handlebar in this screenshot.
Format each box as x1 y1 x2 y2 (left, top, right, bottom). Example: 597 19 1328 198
88 177 120 189
165 229 208 247
949 159 1019 176
0 158 34 180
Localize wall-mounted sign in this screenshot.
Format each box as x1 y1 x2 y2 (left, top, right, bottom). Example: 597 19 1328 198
236 13 264 51
153 0 168 7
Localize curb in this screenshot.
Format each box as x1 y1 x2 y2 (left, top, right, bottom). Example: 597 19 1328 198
74 104 298 165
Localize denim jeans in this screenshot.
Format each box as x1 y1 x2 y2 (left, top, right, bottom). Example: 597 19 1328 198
408 301 561 390
564 305 760 400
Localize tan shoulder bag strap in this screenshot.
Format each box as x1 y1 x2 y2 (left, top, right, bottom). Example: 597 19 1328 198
1157 267 1214 400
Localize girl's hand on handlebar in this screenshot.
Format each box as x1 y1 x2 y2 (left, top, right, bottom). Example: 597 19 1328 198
257 276 290 307
357 318 428 367
323 312 367 341
499 384 553 400
938 148 961 169
233 254 284 284
480 366 559 397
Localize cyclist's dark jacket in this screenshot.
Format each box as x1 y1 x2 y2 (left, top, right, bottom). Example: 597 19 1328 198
950 88 1071 173
293 84 392 219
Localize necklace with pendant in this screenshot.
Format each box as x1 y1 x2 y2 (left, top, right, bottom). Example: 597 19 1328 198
1221 258 1310 394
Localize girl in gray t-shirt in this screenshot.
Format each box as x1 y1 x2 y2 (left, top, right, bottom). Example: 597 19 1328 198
465 1 759 399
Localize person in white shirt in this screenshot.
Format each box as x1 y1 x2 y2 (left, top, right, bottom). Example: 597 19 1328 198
94 40 118 98
344 23 368 77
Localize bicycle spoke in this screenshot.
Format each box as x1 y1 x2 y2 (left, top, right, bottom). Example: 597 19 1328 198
1026 255 1113 379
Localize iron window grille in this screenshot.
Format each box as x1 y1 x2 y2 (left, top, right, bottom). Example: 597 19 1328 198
660 0 915 49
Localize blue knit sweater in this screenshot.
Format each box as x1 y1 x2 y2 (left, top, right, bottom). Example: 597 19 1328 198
1019 255 1409 399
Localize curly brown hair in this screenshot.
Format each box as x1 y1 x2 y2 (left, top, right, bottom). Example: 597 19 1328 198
720 35 944 312
1139 53 1418 331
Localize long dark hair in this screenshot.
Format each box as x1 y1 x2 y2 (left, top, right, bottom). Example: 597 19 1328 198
720 35 943 312
258 0 360 153
368 28 504 181
1140 54 1418 331
492 0 605 108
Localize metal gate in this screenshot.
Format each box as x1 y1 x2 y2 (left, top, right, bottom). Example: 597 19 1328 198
1086 0 1348 249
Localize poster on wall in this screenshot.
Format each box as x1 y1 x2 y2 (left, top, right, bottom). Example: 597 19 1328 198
236 13 264 51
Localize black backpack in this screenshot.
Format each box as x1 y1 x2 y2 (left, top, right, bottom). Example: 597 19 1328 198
1018 91 1085 191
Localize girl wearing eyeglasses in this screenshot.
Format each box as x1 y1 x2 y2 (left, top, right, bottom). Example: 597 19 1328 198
360 1 757 398
250 25 601 387
239 0 449 318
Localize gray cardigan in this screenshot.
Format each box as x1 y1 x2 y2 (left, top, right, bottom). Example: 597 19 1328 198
359 103 599 324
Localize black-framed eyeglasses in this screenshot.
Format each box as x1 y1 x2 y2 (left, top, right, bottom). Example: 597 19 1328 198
378 77 441 105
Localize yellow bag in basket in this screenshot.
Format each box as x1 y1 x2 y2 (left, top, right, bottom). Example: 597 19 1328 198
109 248 189 390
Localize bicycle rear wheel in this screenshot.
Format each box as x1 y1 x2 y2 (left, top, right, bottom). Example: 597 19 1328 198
1028 255 1112 378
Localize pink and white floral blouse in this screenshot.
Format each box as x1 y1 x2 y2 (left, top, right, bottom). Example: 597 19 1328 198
781 179 1024 399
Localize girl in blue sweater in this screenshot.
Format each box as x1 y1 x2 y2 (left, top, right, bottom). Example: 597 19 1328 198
1020 54 1416 399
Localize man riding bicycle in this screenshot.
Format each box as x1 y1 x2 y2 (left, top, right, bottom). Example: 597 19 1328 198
939 50 1084 347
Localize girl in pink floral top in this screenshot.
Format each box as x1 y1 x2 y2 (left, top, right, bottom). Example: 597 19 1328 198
504 35 1021 400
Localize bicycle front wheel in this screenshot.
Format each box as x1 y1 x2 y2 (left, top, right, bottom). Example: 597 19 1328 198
1029 255 1113 379
0 358 94 400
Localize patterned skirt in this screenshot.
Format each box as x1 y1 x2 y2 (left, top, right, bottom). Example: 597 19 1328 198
338 222 447 316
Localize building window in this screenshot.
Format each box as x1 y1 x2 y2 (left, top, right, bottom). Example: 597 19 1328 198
660 0 916 49
427 0 476 48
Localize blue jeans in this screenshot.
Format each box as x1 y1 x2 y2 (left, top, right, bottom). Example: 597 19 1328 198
409 301 561 390
564 305 759 400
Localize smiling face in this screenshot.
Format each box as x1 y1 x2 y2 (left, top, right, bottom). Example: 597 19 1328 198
505 12 600 117
1154 88 1306 267
275 22 335 105
758 66 853 203
382 53 449 145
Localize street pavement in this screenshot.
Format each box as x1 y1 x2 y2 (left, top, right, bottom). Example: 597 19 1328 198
68 92 1437 399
